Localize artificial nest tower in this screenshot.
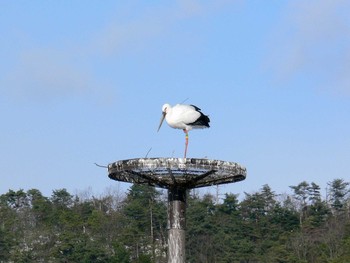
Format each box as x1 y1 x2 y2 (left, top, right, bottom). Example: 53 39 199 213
108 157 246 263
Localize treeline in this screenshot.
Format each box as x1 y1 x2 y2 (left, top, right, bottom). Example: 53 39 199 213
0 179 350 263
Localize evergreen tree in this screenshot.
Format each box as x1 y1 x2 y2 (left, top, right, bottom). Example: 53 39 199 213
186 193 220 262
327 178 349 215
121 184 166 262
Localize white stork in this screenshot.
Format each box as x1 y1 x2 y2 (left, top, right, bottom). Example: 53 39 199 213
157 103 210 158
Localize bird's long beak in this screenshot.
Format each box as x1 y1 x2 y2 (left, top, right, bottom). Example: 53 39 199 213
157 112 166 132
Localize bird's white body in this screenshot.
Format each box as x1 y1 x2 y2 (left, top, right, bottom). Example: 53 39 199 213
158 103 210 158
162 103 206 131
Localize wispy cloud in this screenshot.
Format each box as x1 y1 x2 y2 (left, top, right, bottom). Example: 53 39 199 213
2 49 92 100
265 0 350 95
0 42 116 103
90 0 241 57
1 0 240 102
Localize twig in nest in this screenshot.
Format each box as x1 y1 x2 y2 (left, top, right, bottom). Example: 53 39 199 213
181 97 189 104
145 147 152 158
94 163 108 168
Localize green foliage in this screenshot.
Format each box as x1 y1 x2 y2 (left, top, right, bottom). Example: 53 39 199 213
327 179 350 213
110 242 130 263
120 184 167 262
0 179 349 262
0 228 12 260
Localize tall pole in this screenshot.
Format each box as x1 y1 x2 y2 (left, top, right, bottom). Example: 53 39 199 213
168 187 186 263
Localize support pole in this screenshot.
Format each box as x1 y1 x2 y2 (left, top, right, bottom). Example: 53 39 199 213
168 187 186 263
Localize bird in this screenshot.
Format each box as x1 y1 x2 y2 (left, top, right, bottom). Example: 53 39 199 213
157 103 210 158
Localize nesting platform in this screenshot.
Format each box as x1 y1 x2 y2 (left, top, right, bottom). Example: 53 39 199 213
107 157 246 263
108 158 246 189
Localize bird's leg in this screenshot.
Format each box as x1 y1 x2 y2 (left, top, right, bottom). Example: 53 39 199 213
183 129 189 158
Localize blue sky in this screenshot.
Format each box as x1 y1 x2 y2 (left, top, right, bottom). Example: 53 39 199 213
1 1 350 199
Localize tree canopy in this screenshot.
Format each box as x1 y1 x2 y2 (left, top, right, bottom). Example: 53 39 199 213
0 178 349 262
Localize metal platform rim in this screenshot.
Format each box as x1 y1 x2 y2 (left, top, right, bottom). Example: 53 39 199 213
108 157 245 168
108 157 246 189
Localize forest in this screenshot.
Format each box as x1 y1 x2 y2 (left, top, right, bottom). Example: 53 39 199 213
0 179 349 263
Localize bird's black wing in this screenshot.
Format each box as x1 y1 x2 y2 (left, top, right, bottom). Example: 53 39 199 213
190 104 201 111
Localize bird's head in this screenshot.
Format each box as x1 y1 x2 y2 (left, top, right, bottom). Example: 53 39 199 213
157 103 171 132
162 103 170 113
